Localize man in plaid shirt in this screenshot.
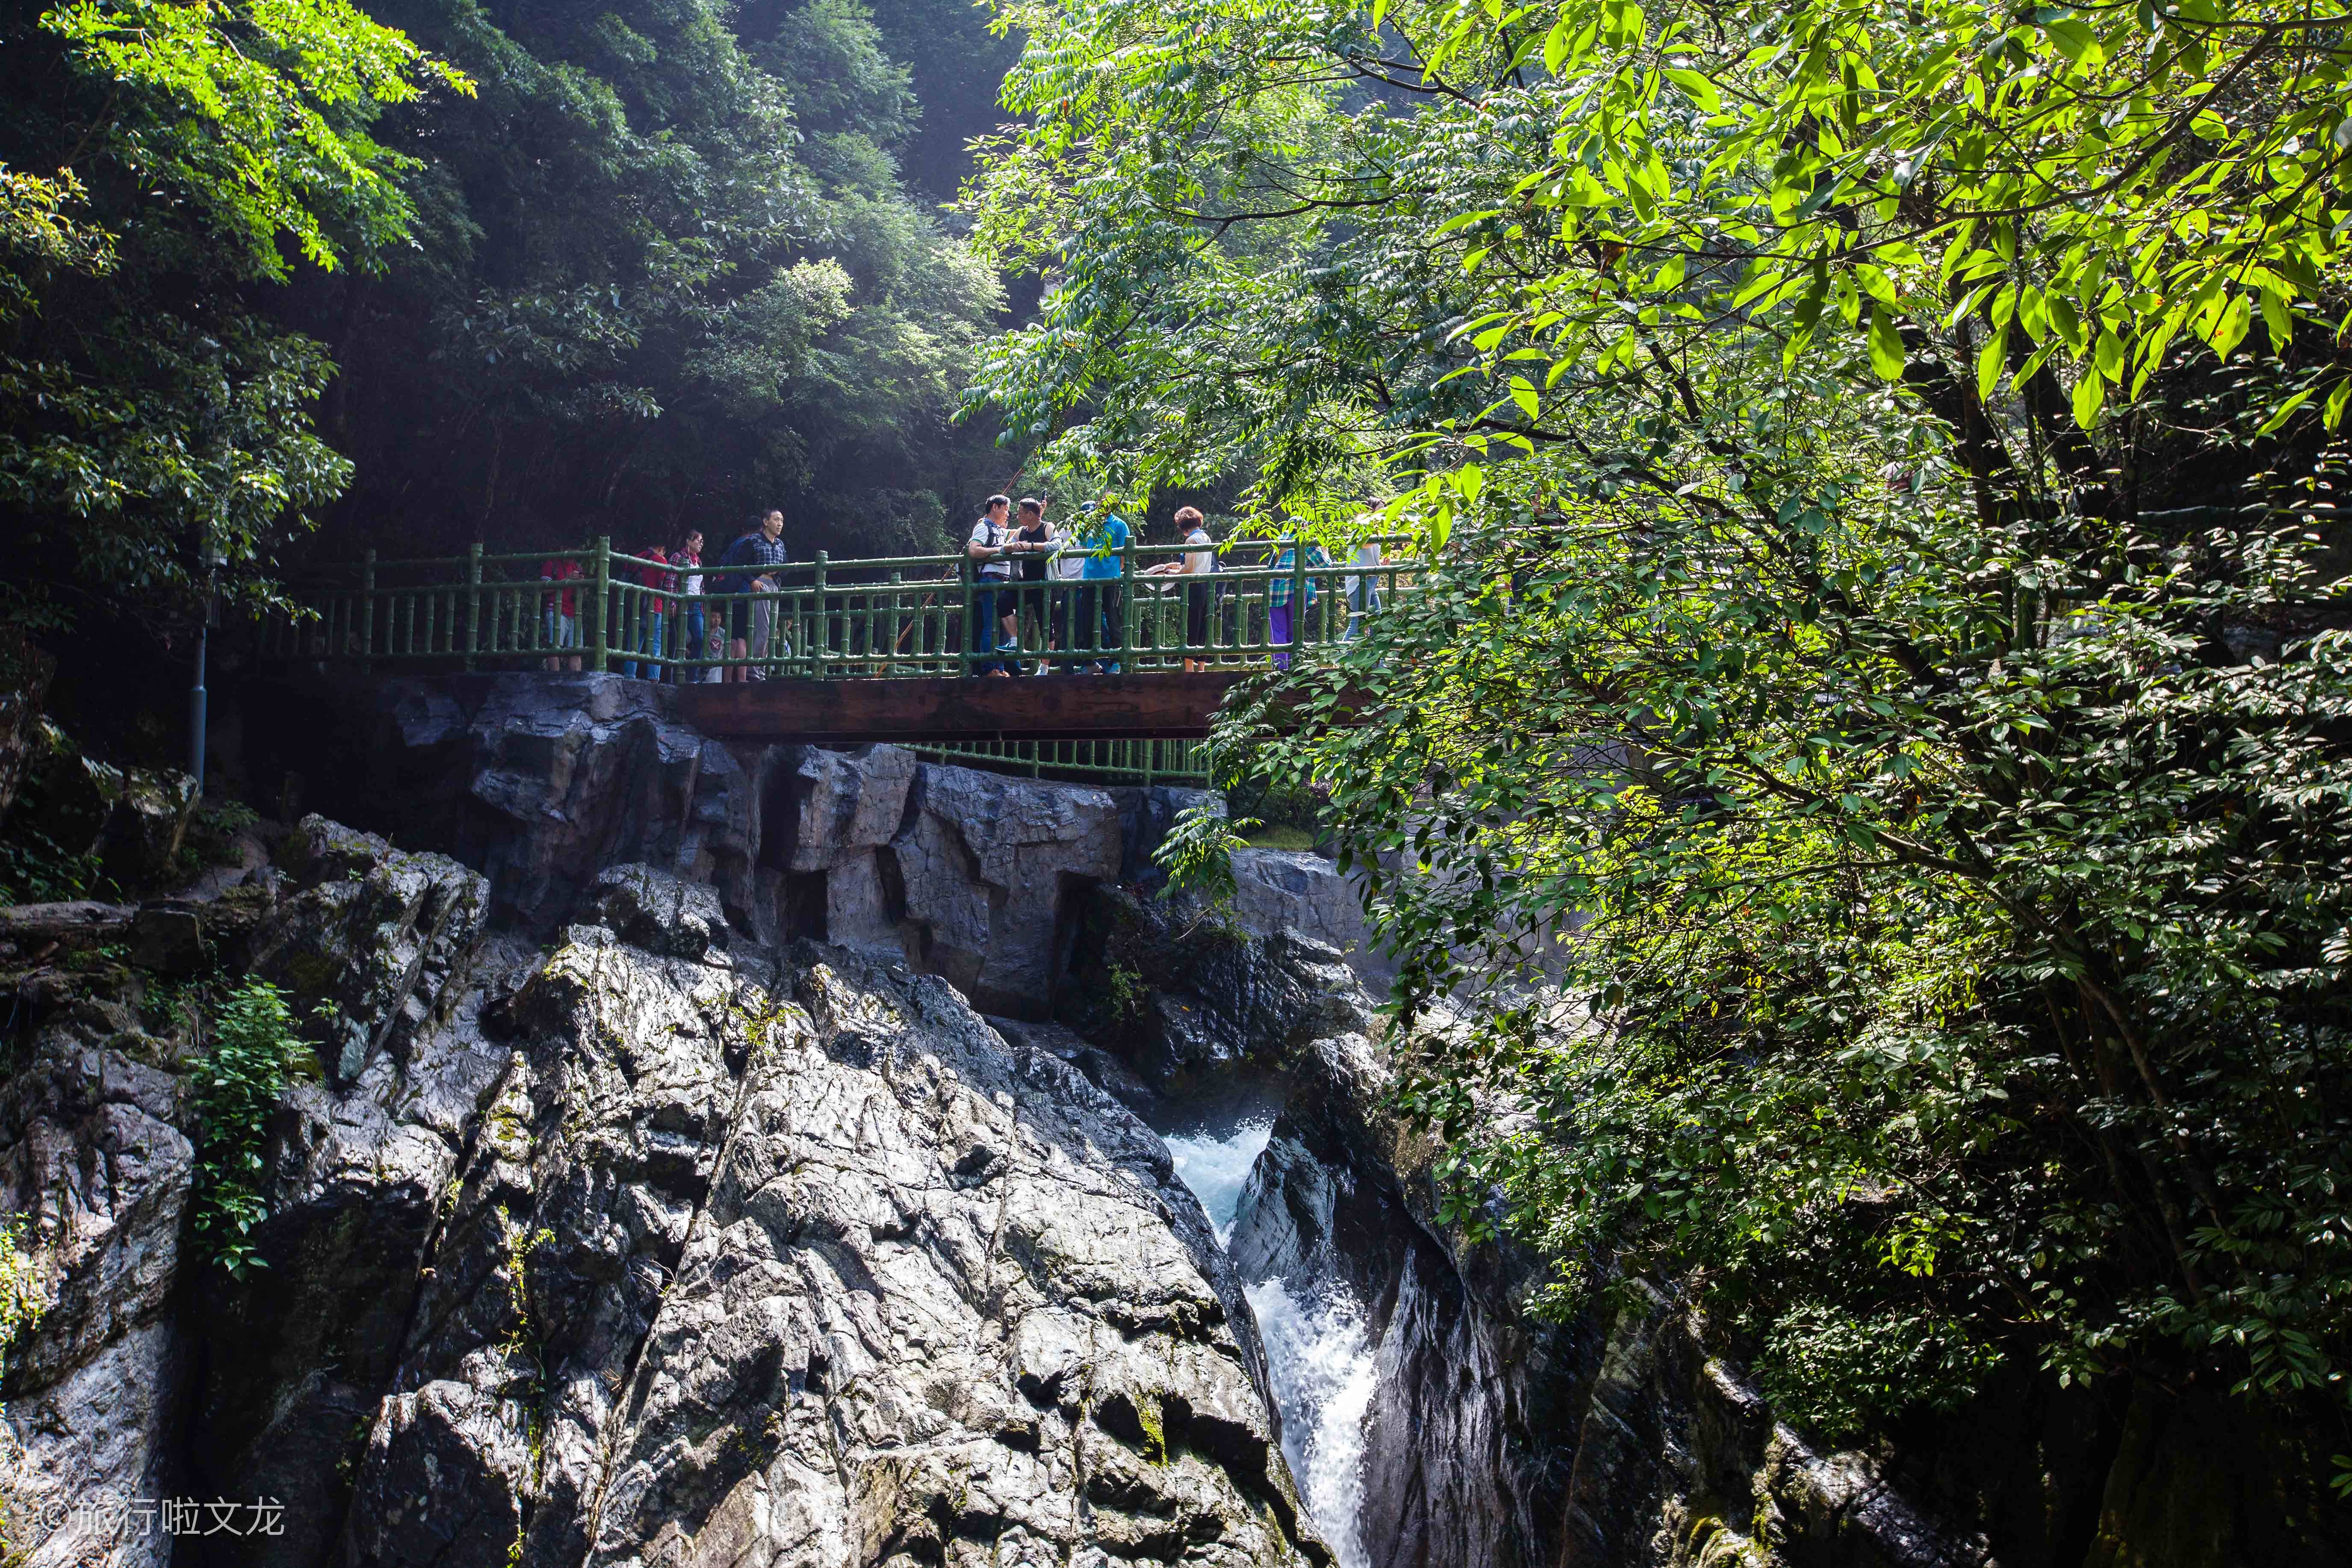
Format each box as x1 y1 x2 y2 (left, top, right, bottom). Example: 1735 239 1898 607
712 509 790 681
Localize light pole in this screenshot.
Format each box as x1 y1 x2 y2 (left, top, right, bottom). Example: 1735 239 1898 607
190 547 221 799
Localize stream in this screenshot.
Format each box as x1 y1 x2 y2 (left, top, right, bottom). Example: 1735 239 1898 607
1153 1079 1380 1568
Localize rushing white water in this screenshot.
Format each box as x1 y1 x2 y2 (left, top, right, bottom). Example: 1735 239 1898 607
1162 1117 1274 1243
1246 1276 1378 1568
1154 1091 1378 1568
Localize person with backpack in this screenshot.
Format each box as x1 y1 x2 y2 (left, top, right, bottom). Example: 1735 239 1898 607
712 509 789 681
965 494 1022 676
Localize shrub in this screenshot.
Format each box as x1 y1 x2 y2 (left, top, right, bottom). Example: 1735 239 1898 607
188 980 310 1277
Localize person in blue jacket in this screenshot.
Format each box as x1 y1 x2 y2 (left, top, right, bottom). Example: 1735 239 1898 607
1073 496 1129 674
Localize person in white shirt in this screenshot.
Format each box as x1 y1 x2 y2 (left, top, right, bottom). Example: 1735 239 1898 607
1344 538 1382 641
965 494 1023 675
1143 506 1217 671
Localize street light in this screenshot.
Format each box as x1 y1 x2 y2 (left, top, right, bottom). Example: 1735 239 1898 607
191 543 223 800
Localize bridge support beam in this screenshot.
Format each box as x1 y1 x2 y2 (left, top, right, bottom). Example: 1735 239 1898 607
674 672 1251 744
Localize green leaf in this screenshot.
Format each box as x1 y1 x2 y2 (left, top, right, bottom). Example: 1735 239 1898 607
2254 387 2314 436
1662 67 1719 110
2071 366 2106 427
1977 323 2012 402
1868 306 1905 381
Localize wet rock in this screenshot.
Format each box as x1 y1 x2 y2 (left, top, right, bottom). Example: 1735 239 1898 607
248 815 489 1084
128 904 207 976
0 1031 192 1568
884 762 1123 1018
336 937 1327 1568
84 759 197 892
586 862 731 957
1229 849 1382 982
1066 885 1377 1086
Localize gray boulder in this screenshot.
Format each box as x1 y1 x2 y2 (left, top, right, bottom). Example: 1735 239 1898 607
249 815 490 1084
586 862 731 957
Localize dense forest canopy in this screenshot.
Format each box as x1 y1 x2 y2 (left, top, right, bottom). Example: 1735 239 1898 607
969 0 2352 1495
0 0 1021 647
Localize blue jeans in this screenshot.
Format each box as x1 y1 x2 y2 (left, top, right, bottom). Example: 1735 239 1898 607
677 607 705 682
618 610 665 678
972 584 1011 673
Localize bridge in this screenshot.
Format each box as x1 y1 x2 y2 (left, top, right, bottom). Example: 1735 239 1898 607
255 534 1405 783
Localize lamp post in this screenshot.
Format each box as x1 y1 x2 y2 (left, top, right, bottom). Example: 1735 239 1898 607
190 546 222 799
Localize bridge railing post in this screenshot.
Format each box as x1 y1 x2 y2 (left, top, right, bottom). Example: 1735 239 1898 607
360 549 376 673
959 555 975 679
885 570 901 675
1290 536 1306 665
588 536 611 673
812 551 828 680
1119 531 1135 673
465 542 483 670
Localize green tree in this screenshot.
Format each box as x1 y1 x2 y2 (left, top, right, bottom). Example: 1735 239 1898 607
0 0 469 635
970 0 2352 1491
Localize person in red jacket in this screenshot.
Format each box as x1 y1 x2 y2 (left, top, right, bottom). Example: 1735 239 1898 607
541 551 583 671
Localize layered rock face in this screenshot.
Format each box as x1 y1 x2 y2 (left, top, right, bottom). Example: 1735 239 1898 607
236 675 1330 1020
2 821 1329 1568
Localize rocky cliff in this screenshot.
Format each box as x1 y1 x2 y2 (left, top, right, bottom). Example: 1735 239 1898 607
0 817 1329 1568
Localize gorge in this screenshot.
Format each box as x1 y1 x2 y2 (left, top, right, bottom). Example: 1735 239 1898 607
0 673 2298 1568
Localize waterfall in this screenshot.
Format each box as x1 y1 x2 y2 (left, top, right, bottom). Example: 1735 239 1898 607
1163 1118 1274 1243
1155 1088 1377 1568
1244 1276 1378 1568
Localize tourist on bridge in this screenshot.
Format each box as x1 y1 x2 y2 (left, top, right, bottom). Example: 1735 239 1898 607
619 534 669 679
1142 506 1217 672
1073 496 1130 674
966 494 1024 676
671 530 714 683
1267 535 1329 671
1013 497 1056 666
1343 537 1382 641
713 509 789 681
541 548 584 672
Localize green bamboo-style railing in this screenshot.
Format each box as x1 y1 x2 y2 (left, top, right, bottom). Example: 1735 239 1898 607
254 537 1410 677
252 534 1412 784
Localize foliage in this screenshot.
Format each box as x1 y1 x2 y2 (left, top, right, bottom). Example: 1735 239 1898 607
973 0 2352 1467
1152 797 1259 907
0 1220 46 1379
0 0 471 637
295 0 1012 563
41 0 472 277
188 978 311 1277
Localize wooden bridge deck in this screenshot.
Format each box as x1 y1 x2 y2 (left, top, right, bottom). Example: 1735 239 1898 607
674 672 1251 743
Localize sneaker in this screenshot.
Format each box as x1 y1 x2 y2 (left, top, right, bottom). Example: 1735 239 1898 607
996 639 1022 653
